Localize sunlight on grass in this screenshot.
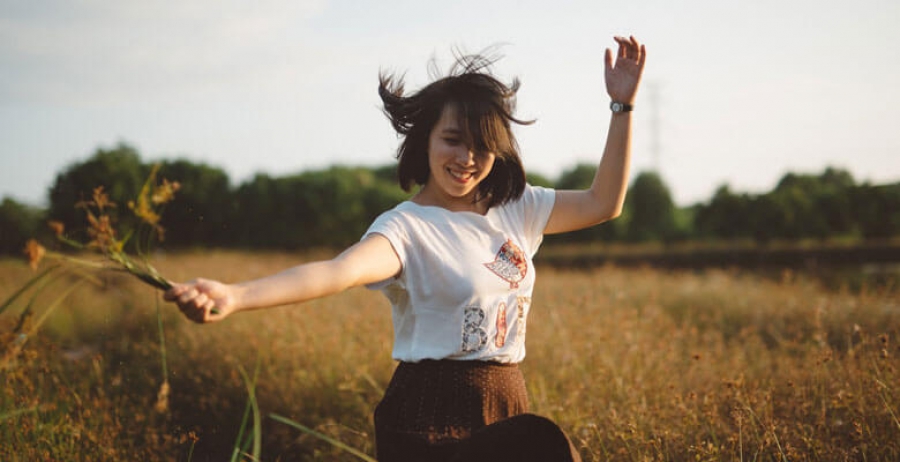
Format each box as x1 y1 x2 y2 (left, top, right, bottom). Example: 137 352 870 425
1 251 898 461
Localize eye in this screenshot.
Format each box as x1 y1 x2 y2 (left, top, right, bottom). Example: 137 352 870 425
442 137 461 146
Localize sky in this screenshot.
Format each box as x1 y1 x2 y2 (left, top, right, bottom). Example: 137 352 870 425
1 0 899 207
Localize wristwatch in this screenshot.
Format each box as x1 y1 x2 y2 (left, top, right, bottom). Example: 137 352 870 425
610 101 633 113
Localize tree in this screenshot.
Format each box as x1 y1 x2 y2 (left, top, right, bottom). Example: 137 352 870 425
231 166 408 249
370 164 399 185
694 185 753 240
525 172 554 188
625 171 677 242
819 167 855 189
749 192 793 244
295 166 409 247
555 163 596 190
547 163 621 243
156 160 233 247
231 173 284 248
816 167 855 237
0 197 44 255
47 143 145 242
767 167 857 240
851 183 900 240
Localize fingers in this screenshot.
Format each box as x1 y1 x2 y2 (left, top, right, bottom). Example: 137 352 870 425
613 35 644 62
163 283 185 302
164 279 220 324
630 36 646 68
616 36 629 59
182 298 217 323
605 35 647 104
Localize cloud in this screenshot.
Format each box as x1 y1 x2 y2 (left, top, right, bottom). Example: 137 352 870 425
0 0 329 106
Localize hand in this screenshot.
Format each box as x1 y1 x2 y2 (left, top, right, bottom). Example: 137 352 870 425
605 35 647 105
164 278 237 323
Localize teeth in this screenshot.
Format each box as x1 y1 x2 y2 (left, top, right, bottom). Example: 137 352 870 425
449 169 473 180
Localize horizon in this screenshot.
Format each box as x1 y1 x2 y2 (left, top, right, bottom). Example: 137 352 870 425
2 141 886 210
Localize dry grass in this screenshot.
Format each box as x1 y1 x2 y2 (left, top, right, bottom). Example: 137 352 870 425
1 251 899 461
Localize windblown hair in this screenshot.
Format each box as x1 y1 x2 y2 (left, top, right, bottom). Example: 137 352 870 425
378 51 534 209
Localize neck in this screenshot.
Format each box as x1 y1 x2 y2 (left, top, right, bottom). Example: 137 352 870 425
412 185 489 215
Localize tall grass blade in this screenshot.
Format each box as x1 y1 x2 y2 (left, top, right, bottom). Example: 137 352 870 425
269 413 377 462
232 363 262 462
12 267 77 334
874 378 900 431
2 280 85 368
0 405 39 423
154 295 168 381
186 439 197 462
231 397 253 462
25 281 85 339
0 264 60 316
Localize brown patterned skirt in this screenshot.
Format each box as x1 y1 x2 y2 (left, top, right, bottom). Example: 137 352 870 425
374 359 528 461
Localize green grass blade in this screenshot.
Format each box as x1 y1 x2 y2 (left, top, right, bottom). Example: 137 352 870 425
186 439 197 462
1 280 84 369
234 363 262 462
269 413 377 462
25 281 85 338
13 266 80 333
0 264 60 316
0 405 39 423
230 397 253 462
154 295 168 381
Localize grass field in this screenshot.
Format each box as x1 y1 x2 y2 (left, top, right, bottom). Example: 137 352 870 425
2 250 899 461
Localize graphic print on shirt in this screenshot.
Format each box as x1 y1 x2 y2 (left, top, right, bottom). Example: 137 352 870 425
484 239 528 289
494 302 508 348
515 296 531 347
461 306 487 353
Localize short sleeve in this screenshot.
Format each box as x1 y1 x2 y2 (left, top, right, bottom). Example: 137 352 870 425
361 208 409 290
519 184 556 255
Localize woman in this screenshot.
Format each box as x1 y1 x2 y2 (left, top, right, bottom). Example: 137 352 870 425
166 36 646 461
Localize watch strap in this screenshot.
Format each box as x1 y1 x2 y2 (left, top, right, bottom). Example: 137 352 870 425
610 101 634 113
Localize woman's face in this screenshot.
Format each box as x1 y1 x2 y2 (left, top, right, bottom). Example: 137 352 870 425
422 105 496 209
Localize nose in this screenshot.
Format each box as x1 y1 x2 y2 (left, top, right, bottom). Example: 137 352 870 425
455 147 475 166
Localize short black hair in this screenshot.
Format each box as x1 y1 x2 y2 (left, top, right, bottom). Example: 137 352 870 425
378 52 534 209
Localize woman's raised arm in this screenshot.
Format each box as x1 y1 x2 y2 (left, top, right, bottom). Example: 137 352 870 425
544 35 647 235
164 234 401 323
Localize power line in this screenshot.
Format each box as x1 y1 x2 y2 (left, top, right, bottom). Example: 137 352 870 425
647 81 662 173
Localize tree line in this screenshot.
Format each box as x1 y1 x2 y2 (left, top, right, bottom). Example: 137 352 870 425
1 143 898 256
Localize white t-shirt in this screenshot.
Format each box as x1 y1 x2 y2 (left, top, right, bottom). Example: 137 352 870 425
363 184 556 364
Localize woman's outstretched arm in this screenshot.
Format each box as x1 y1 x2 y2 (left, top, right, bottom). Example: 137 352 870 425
164 234 401 323
544 35 647 235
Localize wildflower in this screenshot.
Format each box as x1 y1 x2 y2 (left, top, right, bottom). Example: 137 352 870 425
23 239 45 271
47 220 65 238
6 167 179 374
128 197 161 226
91 186 115 212
76 186 114 211
128 164 177 240
155 380 170 414
86 212 121 253
152 178 180 205
23 167 176 294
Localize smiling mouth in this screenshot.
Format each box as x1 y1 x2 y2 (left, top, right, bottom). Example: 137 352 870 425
448 168 475 182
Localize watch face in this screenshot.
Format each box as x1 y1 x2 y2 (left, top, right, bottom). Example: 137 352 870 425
611 102 632 112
